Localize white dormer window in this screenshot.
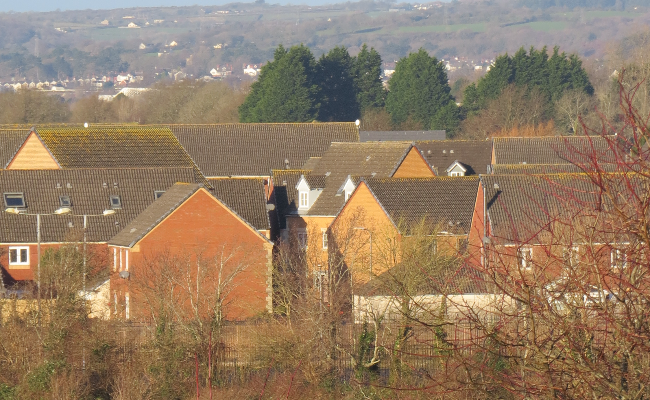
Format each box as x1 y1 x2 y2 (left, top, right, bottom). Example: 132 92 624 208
299 191 309 208
446 161 467 177
449 171 463 177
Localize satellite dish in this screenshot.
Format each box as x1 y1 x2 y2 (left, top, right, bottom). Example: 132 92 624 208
84 122 89 128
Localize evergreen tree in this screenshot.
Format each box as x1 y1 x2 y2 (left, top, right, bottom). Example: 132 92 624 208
316 46 359 122
385 49 459 134
462 46 593 118
239 45 320 123
352 44 386 112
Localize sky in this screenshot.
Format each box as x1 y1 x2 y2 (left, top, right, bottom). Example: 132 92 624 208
0 0 340 13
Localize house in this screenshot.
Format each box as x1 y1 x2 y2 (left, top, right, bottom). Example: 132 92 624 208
107 183 273 321
468 173 640 280
139 43 147 50
100 19 110 25
127 22 139 28
331 176 480 285
416 140 494 176
168 41 178 47
273 142 435 267
169 123 359 178
0 167 197 282
359 130 446 142
1 126 204 185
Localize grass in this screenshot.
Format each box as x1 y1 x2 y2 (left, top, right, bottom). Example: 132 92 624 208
398 23 486 33
519 21 567 31
87 27 190 41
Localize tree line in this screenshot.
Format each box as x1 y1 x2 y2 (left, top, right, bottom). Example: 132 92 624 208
238 43 595 137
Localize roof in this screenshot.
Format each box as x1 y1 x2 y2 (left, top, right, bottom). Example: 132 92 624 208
306 142 415 217
491 163 619 175
480 174 626 244
301 157 321 171
109 183 202 247
358 263 489 296
363 177 480 235
170 123 359 177
34 125 209 186
415 140 493 175
0 129 31 168
0 167 197 243
492 136 618 165
208 178 270 231
360 130 446 142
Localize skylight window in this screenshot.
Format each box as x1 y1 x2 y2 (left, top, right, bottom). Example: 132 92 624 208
154 190 165 200
110 195 122 209
59 195 71 207
4 193 25 208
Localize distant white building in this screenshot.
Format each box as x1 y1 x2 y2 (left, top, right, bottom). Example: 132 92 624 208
127 22 140 28
139 43 147 50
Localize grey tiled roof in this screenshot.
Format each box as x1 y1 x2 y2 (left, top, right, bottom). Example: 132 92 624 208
0 129 31 168
415 140 493 175
170 123 359 177
209 178 270 231
491 163 619 175
301 157 321 170
0 167 197 243
109 183 202 247
360 130 446 142
492 136 618 165
364 177 480 235
307 142 414 216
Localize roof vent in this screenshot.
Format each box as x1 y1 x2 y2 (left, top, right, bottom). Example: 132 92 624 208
114 221 120 226
113 182 118 188
119 271 130 279
284 159 290 169
102 183 108 189
448 221 454 226
325 172 331 177
427 150 431 154
365 155 371 161
494 183 500 191
130 228 137 233
282 180 287 185
371 172 377 177
56 183 61 189
66 183 72 189
450 150 454 154
443 150 446 154
68 222 74 228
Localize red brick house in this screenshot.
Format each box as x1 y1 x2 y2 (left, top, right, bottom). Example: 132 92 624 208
108 183 273 321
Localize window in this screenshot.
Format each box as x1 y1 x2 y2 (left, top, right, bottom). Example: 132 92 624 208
314 270 327 292
4 193 25 208
297 230 307 249
518 247 533 270
611 248 627 269
8 246 29 266
110 195 122 209
125 293 130 320
154 190 165 200
299 191 309 208
59 195 71 207
449 171 464 177
322 228 328 249
563 246 580 267
429 240 438 255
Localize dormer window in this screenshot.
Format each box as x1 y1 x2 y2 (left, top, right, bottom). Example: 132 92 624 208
4 193 25 208
299 191 309 208
446 161 467 177
345 191 352 202
154 190 165 200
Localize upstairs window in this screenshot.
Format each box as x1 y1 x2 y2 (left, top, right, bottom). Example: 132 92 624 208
154 190 165 200
9 246 29 266
518 247 533 271
322 228 328 250
299 191 309 209
449 171 464 177
611 248 627 269
563 246 580 267
297 230 307 249
59 195 71 207
110 195 122 209
4 193 25 208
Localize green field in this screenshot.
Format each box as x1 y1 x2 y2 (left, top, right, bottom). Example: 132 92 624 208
398 23 486 33
87 27 190 41
520 21 567 31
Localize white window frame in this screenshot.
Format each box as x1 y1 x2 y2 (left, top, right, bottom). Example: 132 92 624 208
449 171 464 177
299 191 309 209
322 228 328 249
3 192 26 208
563 246 580 267
345 191 352 202
125 293 130 320
611 248 627 270
8 246 29 266
518 247 533 270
